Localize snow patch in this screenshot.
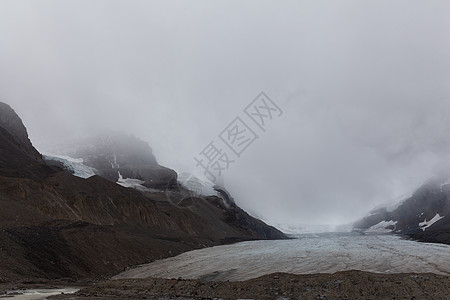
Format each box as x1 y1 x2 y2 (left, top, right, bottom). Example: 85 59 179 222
365 220 397 234
419 213 445 231
116 171 153 192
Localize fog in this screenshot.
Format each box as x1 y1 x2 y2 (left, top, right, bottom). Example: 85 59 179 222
1 0 450 226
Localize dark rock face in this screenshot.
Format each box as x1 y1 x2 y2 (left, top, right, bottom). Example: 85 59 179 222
354 179 450 244
0 102 41 160
63 132 178 188
0 102 53 179
0 102 286 282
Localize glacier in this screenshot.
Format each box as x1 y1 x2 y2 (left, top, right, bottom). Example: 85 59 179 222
43 154 96 179
115 233 450 282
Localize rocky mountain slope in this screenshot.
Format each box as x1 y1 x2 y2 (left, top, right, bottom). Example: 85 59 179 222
0 102 285 283
0 103 54 179
353 179 450 244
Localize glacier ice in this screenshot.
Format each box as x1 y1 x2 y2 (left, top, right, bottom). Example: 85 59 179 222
44 154 96 179
115 233 450 281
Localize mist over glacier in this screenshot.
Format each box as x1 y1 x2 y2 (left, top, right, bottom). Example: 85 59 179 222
1 0 450 226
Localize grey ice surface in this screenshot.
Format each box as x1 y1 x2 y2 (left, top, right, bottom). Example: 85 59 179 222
115 232 450 281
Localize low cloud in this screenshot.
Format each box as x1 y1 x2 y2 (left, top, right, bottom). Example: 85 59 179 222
1 0 450 225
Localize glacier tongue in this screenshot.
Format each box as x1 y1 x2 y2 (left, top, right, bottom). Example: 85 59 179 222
114 233 450 281
44 154 96 179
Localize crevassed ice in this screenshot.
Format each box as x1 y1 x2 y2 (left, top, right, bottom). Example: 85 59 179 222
114 233 450 282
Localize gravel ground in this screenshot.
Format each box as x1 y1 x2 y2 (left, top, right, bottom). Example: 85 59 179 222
52 270 450 300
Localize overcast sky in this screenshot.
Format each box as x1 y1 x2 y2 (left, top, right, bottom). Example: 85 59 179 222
1 0 450 226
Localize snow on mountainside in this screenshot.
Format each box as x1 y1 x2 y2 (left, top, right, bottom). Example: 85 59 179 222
365 220 397 234
177 172 219 197
419 213 445 231
44 154 227 200
40 132 178 189
45 153 169 193
116 171 160 192
174 172 239 209
44 154 96 178
354 178 450 235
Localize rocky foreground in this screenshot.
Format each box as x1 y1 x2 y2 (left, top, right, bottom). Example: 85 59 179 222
48 270 450 300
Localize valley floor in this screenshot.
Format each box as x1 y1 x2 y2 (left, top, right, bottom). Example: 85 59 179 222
32 233 450 299
3 233 450 299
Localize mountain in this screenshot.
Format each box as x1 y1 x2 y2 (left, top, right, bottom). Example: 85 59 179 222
0 103 56 179
0 102 286 283
0 102 41 160
353 179 450 244
45 132 178 189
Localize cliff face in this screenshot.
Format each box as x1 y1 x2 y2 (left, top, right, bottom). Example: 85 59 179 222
0 103 54 179
0 102 286 283
0 102 41 160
